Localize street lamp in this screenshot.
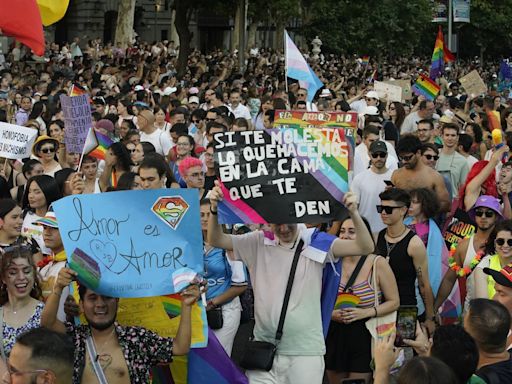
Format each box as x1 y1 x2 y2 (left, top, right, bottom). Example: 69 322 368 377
154 0 162 42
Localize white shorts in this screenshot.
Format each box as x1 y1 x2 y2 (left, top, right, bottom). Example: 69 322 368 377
212 296 242 356
246 354 324 384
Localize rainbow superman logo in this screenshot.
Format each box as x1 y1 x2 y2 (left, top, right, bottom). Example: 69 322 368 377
152 196 189 229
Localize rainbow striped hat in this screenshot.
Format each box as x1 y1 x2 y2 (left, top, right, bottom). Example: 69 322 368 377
33 206 58 228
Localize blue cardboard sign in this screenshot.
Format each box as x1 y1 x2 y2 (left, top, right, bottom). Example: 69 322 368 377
53 189 203 298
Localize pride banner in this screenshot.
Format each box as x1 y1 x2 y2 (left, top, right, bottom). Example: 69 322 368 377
53 189 203 297
214 111 356 224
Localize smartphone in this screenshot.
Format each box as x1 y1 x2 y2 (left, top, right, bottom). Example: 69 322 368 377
395 306 418 347
384 180 394 187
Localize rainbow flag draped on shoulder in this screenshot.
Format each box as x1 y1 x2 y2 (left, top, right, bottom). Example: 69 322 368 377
430 26 455 80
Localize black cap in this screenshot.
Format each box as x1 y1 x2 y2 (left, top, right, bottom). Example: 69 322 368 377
369 140 388 154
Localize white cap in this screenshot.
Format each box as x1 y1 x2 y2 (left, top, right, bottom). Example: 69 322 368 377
366 91 379 100
134 85 144 92
163 86 177 96
188 96 200 104
362 106 379 116
319 89 332 98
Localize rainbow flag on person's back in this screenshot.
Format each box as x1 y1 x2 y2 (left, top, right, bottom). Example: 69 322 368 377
412 74 440 101
430 26 455 80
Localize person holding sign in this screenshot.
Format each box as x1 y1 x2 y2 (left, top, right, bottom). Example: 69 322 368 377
41 267 200 384
208 182 374 384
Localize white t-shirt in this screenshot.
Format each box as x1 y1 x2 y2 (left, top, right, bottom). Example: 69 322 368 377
401 111 421 134
140 129 173 157
230 103 252 120
232 229 330 355
351 167 395 233
466 155 478 170
353 142 398 177
22 211 51 255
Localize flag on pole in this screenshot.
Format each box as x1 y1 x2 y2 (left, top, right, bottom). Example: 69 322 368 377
285 30 323 102
430 26 455 80
36 0 69 26
0 0 45 56
84 129 114 161
70 84 88 97
412 74 441 101
361 55 370 66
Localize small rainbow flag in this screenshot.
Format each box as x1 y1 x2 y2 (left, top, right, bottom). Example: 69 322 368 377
70 83 87 97
334 292 360 309
86 130 114 161
361 55 370 66
172 267 201 293
376 322 396 338
412 74 440 101
488 110 502 132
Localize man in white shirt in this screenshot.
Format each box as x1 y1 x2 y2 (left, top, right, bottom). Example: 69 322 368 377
296 88 318 111
138 109 173 157
352 141 395 233
353 125 398 177
229 90 252 120
401 100 436 134
350 90 380 114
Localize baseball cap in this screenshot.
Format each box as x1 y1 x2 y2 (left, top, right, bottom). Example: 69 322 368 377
96 119 115 133
33 207 58 228
164 86 177 96
484 264 512 288
366 91 379 100
0 94 8 100
188 96 200 104
189 87 199 95
134 85 144 92
369 140 388 154
363 106 380 116
468 195 504 221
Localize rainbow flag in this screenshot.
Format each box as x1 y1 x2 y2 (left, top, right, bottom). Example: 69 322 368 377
334 292 361 309
85 130 114 161
430 26 455 80
70 83 87 97
412 74 440 101
488 111 502 131
361 55 370 66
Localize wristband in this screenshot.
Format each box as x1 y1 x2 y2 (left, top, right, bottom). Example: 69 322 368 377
210 207 218 215
373 307 378 317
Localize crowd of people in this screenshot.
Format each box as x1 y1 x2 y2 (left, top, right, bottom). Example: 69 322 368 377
0 36 512 384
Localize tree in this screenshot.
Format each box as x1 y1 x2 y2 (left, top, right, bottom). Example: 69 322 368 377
115 0 136 47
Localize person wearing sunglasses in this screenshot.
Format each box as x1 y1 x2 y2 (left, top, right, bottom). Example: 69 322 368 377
376 188 436 335
31 136 62 177
475 220 512 301
295 87 318 112
352 140 396 233
436 195 503 317
6 327 73 384
392 135 451 213
353 126 398 177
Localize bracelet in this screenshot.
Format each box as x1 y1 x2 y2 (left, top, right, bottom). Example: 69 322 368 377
373 307 378 317
210 207 218 215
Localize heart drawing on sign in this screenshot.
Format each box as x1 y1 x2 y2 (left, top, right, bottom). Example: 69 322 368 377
89 239 120 272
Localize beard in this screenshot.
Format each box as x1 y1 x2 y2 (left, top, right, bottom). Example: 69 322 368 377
87 315 116 331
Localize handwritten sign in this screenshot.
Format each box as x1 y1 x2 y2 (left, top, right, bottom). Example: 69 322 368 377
385 80 412 101
374 81 402 102
0 123 38 159
214 111 356 224
53 189 203 297
459 70 487 97
60 94 92 153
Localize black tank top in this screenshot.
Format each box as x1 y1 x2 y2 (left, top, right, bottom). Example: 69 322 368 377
376 230 417 305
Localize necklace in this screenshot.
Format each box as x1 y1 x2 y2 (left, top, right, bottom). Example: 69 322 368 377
386 225 408 239
448 235 484 277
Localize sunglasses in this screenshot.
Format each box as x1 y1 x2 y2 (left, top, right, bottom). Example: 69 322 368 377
205 118 216 122
376 205 405 214
423 154 439 161
192 119 201 124
474 209 496 218
371 152 387 159
40 147 56 154
399 154 414 162
496 238 512 247
298 93 306 97
128 149 136 153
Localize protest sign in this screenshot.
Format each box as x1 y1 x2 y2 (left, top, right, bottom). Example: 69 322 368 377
214 111 356 224
385 80 412 101
374 81 402 102
0 122 38 159
60 94 92 153
443 208 476 250
459 70 487 97
53 189 203 298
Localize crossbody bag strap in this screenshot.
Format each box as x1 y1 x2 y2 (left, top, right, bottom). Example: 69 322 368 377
372 255 381 308
343 255 368 293
275 239 304 342
0 307 5 362
85 335 109 384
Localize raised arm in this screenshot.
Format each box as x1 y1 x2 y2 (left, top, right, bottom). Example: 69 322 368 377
41 267 76 334
172 284 200 355
331 192 375 257
207 181 233 251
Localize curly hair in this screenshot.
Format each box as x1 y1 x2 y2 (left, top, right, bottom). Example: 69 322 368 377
410 188 440 219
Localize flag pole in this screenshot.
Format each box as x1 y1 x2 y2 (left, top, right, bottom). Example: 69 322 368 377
76 126 92 172
284 29 288 95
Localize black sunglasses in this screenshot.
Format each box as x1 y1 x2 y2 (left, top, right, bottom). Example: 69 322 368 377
40 147 56 154
371 152 387 159
192 119 201 124
399 154 415 162
475 209 495 218
376 205 405 214
424 154 439 161
205 118 216 122
496 238 512 247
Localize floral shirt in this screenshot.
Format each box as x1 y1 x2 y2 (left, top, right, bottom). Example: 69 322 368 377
3 302 44 356
66 322 173 384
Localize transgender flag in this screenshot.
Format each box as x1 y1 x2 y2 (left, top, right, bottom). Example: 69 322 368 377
285 30 323 102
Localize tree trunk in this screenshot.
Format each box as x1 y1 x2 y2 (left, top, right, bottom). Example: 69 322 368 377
231 2 241 52
175 0 192 78
247 21 258 48
114 0 136 47
170 9 179 46
274 22 285 52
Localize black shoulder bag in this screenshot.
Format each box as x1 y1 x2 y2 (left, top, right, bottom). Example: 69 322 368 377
239 239 304 371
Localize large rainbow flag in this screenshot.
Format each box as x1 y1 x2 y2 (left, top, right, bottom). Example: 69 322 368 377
430 26 455 80
412 74 440 101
